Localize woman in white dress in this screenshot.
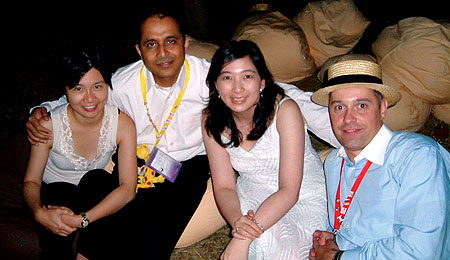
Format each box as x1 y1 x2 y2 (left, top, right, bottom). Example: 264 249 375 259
23 46 137 260
202 40 327 259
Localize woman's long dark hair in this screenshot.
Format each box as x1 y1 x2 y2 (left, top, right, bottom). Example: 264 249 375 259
203 40 284 148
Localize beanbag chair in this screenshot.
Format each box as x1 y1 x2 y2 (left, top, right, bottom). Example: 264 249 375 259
372 17 450 104
382 71 431 132
233 11 316 83
432 103 450 125
186 35 219 61
175 178 226 248
293 0 370 67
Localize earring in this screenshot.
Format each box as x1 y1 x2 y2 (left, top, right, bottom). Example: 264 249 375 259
260 89 263 98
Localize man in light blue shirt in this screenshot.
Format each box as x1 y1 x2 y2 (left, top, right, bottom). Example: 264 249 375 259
309 58 449 260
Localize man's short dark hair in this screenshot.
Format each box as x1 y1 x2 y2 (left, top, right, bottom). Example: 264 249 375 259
134 5 187 45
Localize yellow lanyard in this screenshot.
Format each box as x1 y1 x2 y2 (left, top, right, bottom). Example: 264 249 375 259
140 59 190 148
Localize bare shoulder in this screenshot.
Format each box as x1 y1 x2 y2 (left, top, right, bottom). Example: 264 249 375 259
278 98 302 117
118 112 135 129
276 98 305 131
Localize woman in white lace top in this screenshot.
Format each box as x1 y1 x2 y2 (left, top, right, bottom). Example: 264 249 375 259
23 46 137 260
202 40 327 259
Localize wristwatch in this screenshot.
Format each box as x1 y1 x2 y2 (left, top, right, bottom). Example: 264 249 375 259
80 212 89 228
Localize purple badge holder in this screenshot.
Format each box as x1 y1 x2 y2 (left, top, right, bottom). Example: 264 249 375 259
147 147 182 183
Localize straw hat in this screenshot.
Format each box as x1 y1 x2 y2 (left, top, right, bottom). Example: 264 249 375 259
311 60 401 107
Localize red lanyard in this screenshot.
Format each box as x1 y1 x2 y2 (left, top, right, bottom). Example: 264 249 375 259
334 158 372 232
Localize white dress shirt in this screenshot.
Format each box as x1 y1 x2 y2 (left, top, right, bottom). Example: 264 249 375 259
109 55 210 162
36 54 338 162
336 124 393 165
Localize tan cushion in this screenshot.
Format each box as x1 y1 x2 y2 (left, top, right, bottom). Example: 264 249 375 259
294 0 370 67
232 11 316 83
382 71 431 132
372 17 450 104
186 35 219 61
175 177 226 248
432 103 450 125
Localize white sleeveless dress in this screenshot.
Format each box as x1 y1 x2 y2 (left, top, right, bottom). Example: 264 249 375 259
223 98 327 260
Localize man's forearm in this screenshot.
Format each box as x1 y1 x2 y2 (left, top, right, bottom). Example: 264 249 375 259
29 95 68 114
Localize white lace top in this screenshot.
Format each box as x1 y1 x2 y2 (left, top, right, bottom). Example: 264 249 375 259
43 104 118 185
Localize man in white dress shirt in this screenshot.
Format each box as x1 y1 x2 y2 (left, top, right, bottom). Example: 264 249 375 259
26 5 337 259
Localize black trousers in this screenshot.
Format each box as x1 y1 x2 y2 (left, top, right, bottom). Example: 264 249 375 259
39 169 121 260
122 155 210 260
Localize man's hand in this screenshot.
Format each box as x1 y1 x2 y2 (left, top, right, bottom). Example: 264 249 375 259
313 230 335 246
310 230 339 260
26 107 52 145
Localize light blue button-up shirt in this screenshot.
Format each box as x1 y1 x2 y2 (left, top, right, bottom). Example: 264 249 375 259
324 125 450 260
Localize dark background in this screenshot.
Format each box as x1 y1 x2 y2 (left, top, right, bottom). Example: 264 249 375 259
3 0 448 143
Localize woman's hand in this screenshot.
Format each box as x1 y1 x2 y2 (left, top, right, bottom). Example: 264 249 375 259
35 206 76 236
61 213 85 229
232 210 264 240
220 237 251 260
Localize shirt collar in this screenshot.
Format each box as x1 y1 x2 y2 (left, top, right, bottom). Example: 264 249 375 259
336 124 393 165
145 59 187 92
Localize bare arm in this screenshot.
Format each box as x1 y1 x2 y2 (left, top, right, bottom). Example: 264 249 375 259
251 99 305 232
202 120 241 226
23 118 76 236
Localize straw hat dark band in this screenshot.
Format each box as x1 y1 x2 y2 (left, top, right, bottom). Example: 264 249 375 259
324 74 383 87
311 60 401 107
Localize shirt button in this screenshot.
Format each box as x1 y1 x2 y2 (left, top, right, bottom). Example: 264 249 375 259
170 142 174 146
345 224 350 228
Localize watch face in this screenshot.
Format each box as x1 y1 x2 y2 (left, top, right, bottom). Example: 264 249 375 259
81 213 89 228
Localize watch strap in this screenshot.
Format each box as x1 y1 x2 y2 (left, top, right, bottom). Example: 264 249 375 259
80 212 89 228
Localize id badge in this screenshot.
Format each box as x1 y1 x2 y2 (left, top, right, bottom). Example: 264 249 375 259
147 147 182 183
